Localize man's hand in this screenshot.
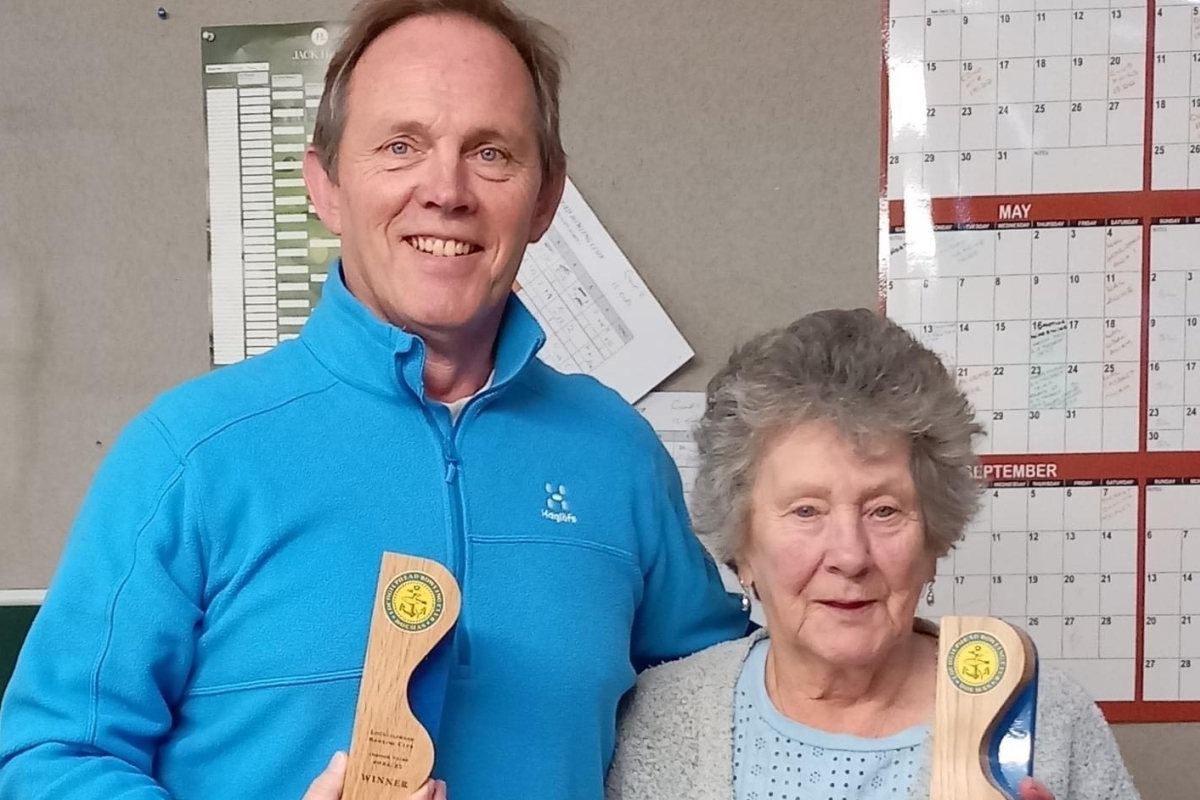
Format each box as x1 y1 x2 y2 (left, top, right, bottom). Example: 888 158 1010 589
302 752 448 800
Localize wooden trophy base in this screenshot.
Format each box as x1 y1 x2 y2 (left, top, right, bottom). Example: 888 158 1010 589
343 553 460 800
930 616 1038 800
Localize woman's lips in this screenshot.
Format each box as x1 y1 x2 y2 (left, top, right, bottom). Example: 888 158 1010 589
819 600 876 611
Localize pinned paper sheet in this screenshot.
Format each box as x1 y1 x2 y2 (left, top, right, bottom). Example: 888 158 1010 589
515 179 693 403
201 22 692 404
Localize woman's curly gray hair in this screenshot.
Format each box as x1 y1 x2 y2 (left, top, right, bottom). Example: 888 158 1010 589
691 308 984 568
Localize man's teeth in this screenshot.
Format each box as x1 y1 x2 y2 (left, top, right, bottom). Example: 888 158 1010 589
411 236 474 256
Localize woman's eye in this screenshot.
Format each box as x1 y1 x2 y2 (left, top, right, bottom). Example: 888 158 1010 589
479 147 502 162
793 505 819 519
389 141 410 155
871 506 899 519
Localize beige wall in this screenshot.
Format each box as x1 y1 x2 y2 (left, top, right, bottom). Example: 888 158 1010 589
0 0 1187 794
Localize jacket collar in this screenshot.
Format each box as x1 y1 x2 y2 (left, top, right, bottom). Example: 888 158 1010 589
300 259 546 400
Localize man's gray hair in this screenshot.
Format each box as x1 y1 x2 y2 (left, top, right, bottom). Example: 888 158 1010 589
691 308 984 567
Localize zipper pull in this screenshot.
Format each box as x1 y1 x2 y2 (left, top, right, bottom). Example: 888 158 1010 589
444 454 459 483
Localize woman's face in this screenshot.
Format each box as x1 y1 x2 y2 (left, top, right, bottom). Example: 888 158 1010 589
736 419 935 670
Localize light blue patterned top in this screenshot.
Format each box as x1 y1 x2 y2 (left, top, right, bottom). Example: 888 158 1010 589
733 639 929 800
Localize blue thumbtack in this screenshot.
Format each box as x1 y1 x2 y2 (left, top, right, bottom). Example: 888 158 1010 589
157 7 168 19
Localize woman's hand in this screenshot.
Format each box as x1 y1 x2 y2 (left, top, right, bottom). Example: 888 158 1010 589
301 752 448 800
1018 776 1055 800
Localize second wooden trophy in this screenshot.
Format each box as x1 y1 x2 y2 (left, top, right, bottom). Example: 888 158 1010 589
930 615 1039 800
343 552 461 800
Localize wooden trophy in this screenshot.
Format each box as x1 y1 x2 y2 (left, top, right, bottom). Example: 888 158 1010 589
343 553 461 800
930 616 1039 800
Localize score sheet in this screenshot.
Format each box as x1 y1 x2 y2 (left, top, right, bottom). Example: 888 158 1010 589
884 0 1200 721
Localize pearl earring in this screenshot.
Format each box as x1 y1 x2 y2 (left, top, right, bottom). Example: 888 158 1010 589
740 583 753 612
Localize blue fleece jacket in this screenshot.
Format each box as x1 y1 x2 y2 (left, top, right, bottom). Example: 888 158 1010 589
0 262 749 800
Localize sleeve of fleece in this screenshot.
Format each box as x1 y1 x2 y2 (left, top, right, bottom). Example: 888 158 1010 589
0 412 206 799
1065 690 1142 800
628 439 749 673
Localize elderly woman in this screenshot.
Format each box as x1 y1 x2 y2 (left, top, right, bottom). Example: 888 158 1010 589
605 309 1139 800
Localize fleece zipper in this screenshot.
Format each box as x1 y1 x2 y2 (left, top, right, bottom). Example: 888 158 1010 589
416 399 472 671
442 431 470 670
440 386 503 673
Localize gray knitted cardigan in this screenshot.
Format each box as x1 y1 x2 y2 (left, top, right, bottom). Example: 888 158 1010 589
605 627 1141 800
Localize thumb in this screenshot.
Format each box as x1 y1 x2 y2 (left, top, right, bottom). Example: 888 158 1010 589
303 752 348 800
1018 776 1055 800
412 778 446 800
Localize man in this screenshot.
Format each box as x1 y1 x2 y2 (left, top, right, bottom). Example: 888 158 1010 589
0 1 749 798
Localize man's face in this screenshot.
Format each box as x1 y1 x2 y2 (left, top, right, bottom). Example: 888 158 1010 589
305 13 563 336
